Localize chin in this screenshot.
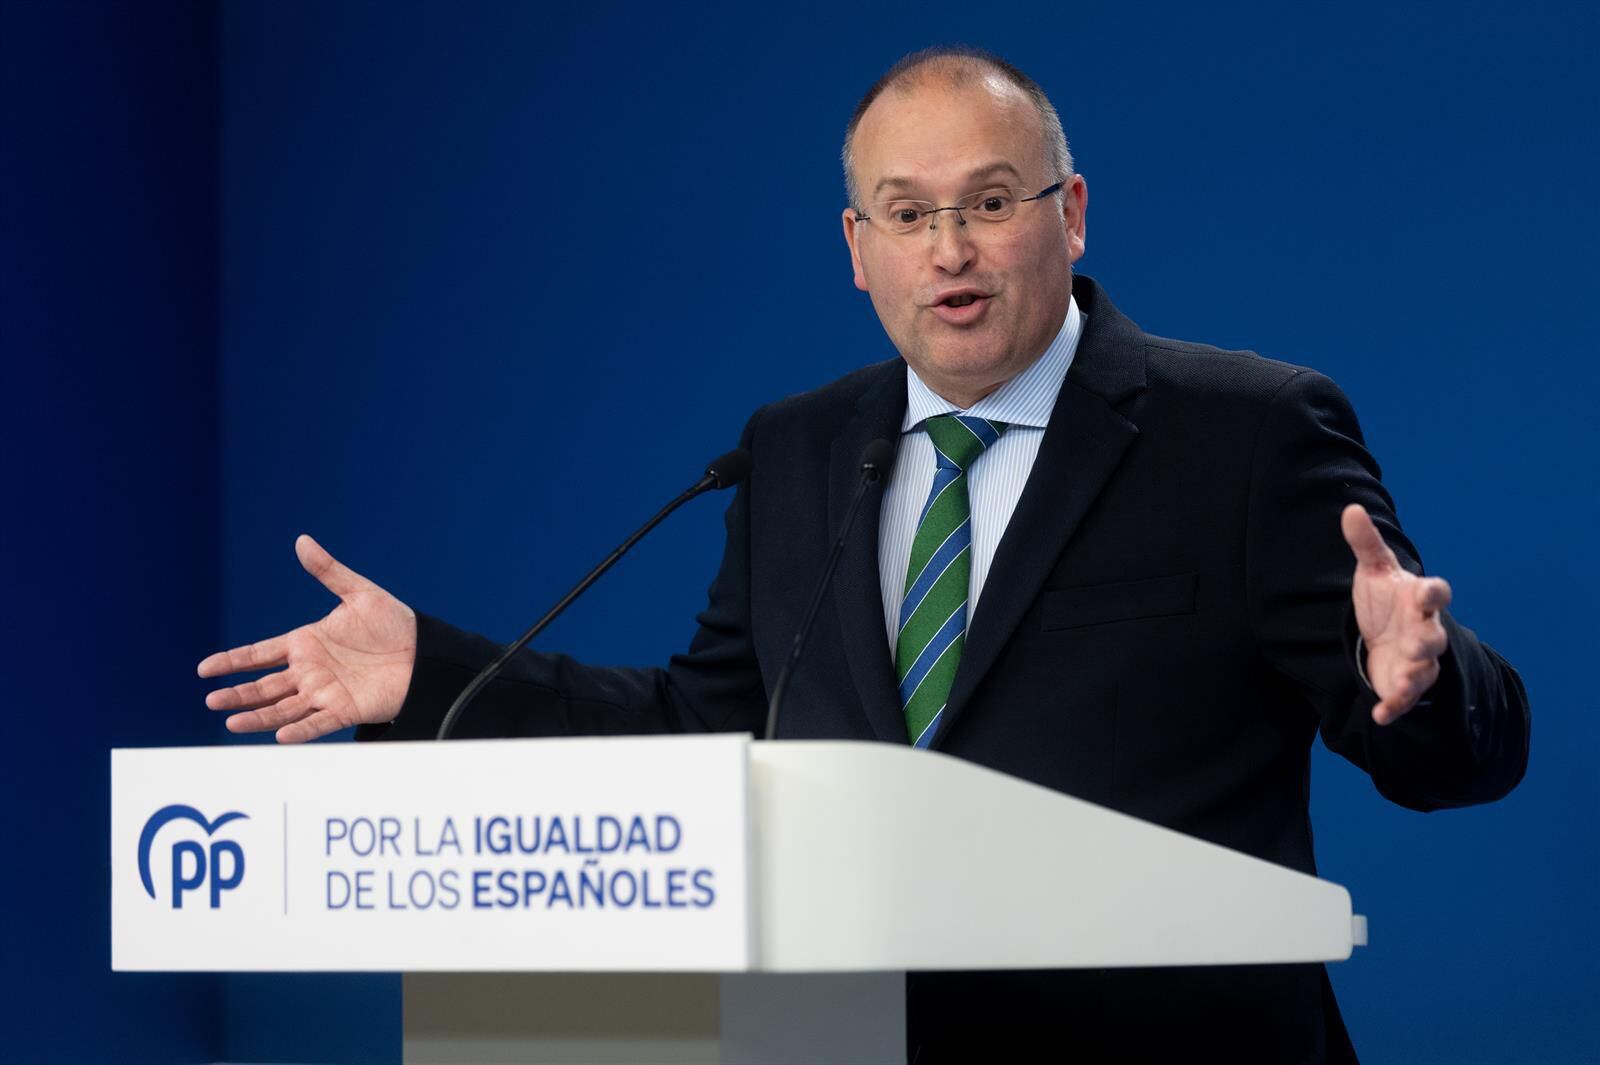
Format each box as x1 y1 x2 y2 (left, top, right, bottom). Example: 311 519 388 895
928 343 1009 379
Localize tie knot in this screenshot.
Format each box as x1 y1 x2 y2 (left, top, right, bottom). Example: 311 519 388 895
924 414 1008 471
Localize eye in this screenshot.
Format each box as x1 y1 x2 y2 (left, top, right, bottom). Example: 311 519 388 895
872 200 932 230
972 190 1016 214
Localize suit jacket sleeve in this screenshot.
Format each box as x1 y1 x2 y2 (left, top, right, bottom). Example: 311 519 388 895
1246 369 1530 811
357 414 770 742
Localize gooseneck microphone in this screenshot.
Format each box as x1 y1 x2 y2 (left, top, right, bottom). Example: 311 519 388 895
435 447 753 741
763 439 895 741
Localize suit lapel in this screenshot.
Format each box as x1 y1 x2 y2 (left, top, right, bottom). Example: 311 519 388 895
933 276 1148 748
829 363 912 744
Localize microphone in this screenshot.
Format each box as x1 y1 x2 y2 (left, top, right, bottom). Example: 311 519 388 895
435 447 753 741
763 439 895 741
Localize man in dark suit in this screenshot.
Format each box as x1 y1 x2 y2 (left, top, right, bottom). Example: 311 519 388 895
200 47 1529 1062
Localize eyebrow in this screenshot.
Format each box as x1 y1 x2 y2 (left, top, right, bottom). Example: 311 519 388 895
872 162 1025 199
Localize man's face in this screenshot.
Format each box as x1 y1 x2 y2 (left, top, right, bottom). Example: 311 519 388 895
842 75 1087 407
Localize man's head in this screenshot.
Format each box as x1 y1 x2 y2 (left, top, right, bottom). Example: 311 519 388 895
841 48 1087 408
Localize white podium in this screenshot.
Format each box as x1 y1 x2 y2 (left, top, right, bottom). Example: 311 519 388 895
111 735 1365 1062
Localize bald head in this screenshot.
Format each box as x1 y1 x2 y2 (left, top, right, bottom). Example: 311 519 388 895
842 47 1074 209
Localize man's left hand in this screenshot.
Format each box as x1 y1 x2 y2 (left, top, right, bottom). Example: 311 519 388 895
1341 503 1453 725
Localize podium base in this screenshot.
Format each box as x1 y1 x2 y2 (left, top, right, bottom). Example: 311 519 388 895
403 972 905 1064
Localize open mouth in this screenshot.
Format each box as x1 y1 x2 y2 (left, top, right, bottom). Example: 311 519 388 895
930 291 992 324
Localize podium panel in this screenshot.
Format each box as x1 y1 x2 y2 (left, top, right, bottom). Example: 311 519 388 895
112 734 753 972
112 734 1363 1062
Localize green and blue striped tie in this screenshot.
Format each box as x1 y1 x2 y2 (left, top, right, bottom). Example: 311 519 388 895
897 414 1007 747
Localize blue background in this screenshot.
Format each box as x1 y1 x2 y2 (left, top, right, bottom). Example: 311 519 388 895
3 0 1594 1061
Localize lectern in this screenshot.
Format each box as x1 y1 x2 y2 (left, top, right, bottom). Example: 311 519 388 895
112 735 1365 1062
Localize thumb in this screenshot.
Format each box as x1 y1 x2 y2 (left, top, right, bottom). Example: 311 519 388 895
1341 504 1397 571
295 534 368 599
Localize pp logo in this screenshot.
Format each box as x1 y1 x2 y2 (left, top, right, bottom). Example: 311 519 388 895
137 804 249 909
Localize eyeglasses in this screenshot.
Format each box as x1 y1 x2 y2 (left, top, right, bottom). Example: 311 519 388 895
855 182 1064 235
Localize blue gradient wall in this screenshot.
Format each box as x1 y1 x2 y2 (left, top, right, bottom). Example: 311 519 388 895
2 2 223 1061
217 4 1597 1061
5 0 1593 1061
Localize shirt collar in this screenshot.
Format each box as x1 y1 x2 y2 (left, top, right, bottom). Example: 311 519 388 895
901 293 1083 432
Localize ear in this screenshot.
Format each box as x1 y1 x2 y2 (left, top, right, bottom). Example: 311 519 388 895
1061 174 1088 264
841 207 869 291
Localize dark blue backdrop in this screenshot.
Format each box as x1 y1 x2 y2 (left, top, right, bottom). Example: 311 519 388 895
5 1 1595 1061
3 2 226 1062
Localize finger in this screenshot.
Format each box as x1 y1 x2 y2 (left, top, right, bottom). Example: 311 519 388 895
277 709 347 745
198 635 288 678
296 534 370 600
1386 608 1448 661
1373 687 1419 725
224 692 313 734
1416 624 1449 660
1396 626 1446 661
1340 504 1398 571
1414 576 1453 615
1373 662 1440 724
206 670 296 711
1372 697 1421 726
1402 637 1447 664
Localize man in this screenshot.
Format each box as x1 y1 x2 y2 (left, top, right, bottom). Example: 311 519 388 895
200 47 1529 1062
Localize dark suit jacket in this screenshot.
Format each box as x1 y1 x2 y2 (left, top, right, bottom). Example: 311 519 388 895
366 275 1529 1063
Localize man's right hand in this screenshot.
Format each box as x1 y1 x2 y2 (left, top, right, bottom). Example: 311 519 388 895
198 535 418 744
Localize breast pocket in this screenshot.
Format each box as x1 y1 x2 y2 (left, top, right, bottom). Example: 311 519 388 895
1040 573 1198 631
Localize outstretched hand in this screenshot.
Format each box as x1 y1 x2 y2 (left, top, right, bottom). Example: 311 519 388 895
1341 504 1452 725
198 535 418 743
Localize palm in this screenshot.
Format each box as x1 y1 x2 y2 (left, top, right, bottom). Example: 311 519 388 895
1341 505 1452 724
1351 567 1405 648
290 593 414 721
199 536 417 743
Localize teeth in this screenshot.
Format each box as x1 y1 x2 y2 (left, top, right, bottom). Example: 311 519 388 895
947 294 976 307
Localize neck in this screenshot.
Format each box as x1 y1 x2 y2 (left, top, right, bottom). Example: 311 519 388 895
928 378 1006 410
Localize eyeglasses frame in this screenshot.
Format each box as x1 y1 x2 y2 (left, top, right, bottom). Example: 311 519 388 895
855 181 1066 233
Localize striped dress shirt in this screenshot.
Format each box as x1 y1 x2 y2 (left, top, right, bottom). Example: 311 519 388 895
878 296 1084 649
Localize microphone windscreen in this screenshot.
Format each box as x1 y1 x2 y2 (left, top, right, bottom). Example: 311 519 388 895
859 439 895 482
705 447 753 489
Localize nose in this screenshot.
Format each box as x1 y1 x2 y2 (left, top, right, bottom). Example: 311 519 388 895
929 210 974 275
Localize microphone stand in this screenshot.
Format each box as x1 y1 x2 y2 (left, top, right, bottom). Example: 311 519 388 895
436 449 751 741
763 439 894 741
